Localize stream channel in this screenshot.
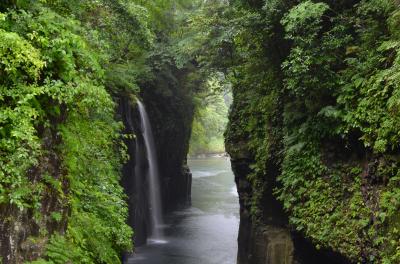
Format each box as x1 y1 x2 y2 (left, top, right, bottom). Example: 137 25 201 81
126 157 239 264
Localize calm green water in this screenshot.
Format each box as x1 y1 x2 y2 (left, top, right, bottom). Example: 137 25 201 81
126 157 239 264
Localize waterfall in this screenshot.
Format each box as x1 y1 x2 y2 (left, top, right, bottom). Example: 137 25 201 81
136 100 164 240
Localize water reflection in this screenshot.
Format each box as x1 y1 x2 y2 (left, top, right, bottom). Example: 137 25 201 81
126 157 239 264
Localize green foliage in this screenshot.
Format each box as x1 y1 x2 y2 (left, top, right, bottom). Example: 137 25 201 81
278 1 400 260
189 76 230 155
281 1 329 41
0 29 44 82
204 0 400 262
6 0 400 262
57 80 132 263
27 234 88 264
0 2 138 263
276 144 372 259
1 0 215 262
0 16 45 210
337 1 400 153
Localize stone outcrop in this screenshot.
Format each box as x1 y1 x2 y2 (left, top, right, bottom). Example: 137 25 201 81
229 150 351 264
231 155 294 264
226 89 350 264
0 125 69 263
118 66 194 246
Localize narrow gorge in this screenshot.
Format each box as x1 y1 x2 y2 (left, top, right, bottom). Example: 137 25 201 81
1 0 400 264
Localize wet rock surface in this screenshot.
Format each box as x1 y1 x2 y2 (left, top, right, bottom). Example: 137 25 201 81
118 69 194 246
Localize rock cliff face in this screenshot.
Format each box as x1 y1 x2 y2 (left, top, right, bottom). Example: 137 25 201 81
226 89 350 264
231 157 294 264
0 122 69 263
142 71 194 211
228 133 295 264
118 96 149 246
222 1 400 263
119 67 194 246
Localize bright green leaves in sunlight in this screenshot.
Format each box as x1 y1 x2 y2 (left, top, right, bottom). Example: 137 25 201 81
0 29 44 83
0 2 133 263
0 0 214 262
0 26 45 210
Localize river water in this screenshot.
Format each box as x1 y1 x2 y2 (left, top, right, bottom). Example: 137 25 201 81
126 157 239 264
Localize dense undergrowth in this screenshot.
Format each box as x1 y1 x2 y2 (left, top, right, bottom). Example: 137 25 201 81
0 0 205 263
0 1 137 262
3 0 400 263
181 0 400 262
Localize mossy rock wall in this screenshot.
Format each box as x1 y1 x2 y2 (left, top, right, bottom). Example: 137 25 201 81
225 0 400 263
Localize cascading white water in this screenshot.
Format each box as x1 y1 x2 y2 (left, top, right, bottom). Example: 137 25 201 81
136 100 164 239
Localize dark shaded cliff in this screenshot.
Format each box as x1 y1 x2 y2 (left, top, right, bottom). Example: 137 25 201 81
226 87 350 264
223 0 400 263
118 65 195 246
141 68 194 211
0 0 198 262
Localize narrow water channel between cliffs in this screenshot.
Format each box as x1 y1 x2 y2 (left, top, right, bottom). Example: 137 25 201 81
126 157 239 264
